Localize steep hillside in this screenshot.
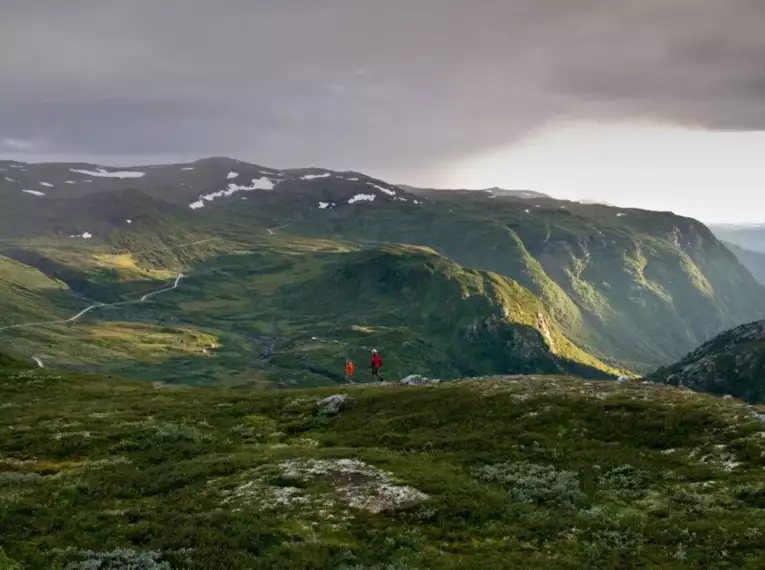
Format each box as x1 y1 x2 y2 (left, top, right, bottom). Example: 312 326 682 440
269 245 616 380
652 320 765 403
0 255 85 326
3 361 765 568
723 242 765 286
252 188 765 371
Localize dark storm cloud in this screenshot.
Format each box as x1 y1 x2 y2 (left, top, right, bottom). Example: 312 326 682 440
2 0 765 172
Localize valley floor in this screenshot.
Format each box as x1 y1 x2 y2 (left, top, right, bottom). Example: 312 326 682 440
3 367 765 569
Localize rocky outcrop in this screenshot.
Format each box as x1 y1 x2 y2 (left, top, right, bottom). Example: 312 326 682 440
651 320 765 403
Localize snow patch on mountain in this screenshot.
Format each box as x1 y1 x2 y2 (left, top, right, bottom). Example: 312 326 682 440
181 167 195 171
190 177 278 209
4 177 15 182
301 173 331 180
22 189 45 196
227 171 239 180
348 194 376 204
367 182 396 196
70 168 145 179
39 182 53 187
65 180 75 184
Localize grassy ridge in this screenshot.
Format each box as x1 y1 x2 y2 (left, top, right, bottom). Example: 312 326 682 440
3 361 765 568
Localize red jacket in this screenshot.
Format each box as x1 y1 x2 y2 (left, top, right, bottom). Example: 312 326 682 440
371 354 382 369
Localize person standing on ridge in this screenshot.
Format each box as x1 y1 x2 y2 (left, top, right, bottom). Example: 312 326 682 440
344 359 355 384
371 349 383 382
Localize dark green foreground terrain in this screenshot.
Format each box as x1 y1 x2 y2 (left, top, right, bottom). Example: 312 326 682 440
3 357 765 569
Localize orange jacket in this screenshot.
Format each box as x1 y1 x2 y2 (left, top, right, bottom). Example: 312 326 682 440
345 361 355 376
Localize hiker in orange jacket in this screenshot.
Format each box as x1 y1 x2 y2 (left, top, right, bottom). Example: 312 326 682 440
344 359 355 384
371 349 382 382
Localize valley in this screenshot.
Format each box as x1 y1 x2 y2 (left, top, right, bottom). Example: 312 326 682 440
1 157 763 387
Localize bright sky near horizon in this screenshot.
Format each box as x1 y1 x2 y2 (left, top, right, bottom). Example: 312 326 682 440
434 121 765 224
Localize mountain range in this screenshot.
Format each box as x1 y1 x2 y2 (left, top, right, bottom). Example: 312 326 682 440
1 156 764 392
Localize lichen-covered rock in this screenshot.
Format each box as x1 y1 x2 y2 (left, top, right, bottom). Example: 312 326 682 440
400 374 440 385
216 458 429 517
279 458 429 514
316 394 355 415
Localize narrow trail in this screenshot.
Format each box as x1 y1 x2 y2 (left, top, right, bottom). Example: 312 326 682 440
0 231 268 335
0 234 226 335
0 273 184 332
3 226 291 359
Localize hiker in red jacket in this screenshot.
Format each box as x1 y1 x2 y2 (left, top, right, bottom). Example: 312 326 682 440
371 349 383 382
344 359 355 384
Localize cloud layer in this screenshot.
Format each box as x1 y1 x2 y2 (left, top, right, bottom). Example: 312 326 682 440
2 0 765 176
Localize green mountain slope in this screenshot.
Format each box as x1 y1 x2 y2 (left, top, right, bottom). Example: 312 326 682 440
269 244 616 380
2 157 763 380
0 255 85 327
652 320 765 403
3 360 765 568
0 236 617 384
249 189 765 371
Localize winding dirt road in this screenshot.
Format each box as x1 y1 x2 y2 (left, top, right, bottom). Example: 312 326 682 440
0 273 184 332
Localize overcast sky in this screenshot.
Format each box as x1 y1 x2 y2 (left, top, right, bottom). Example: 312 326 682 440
2 0 765 222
